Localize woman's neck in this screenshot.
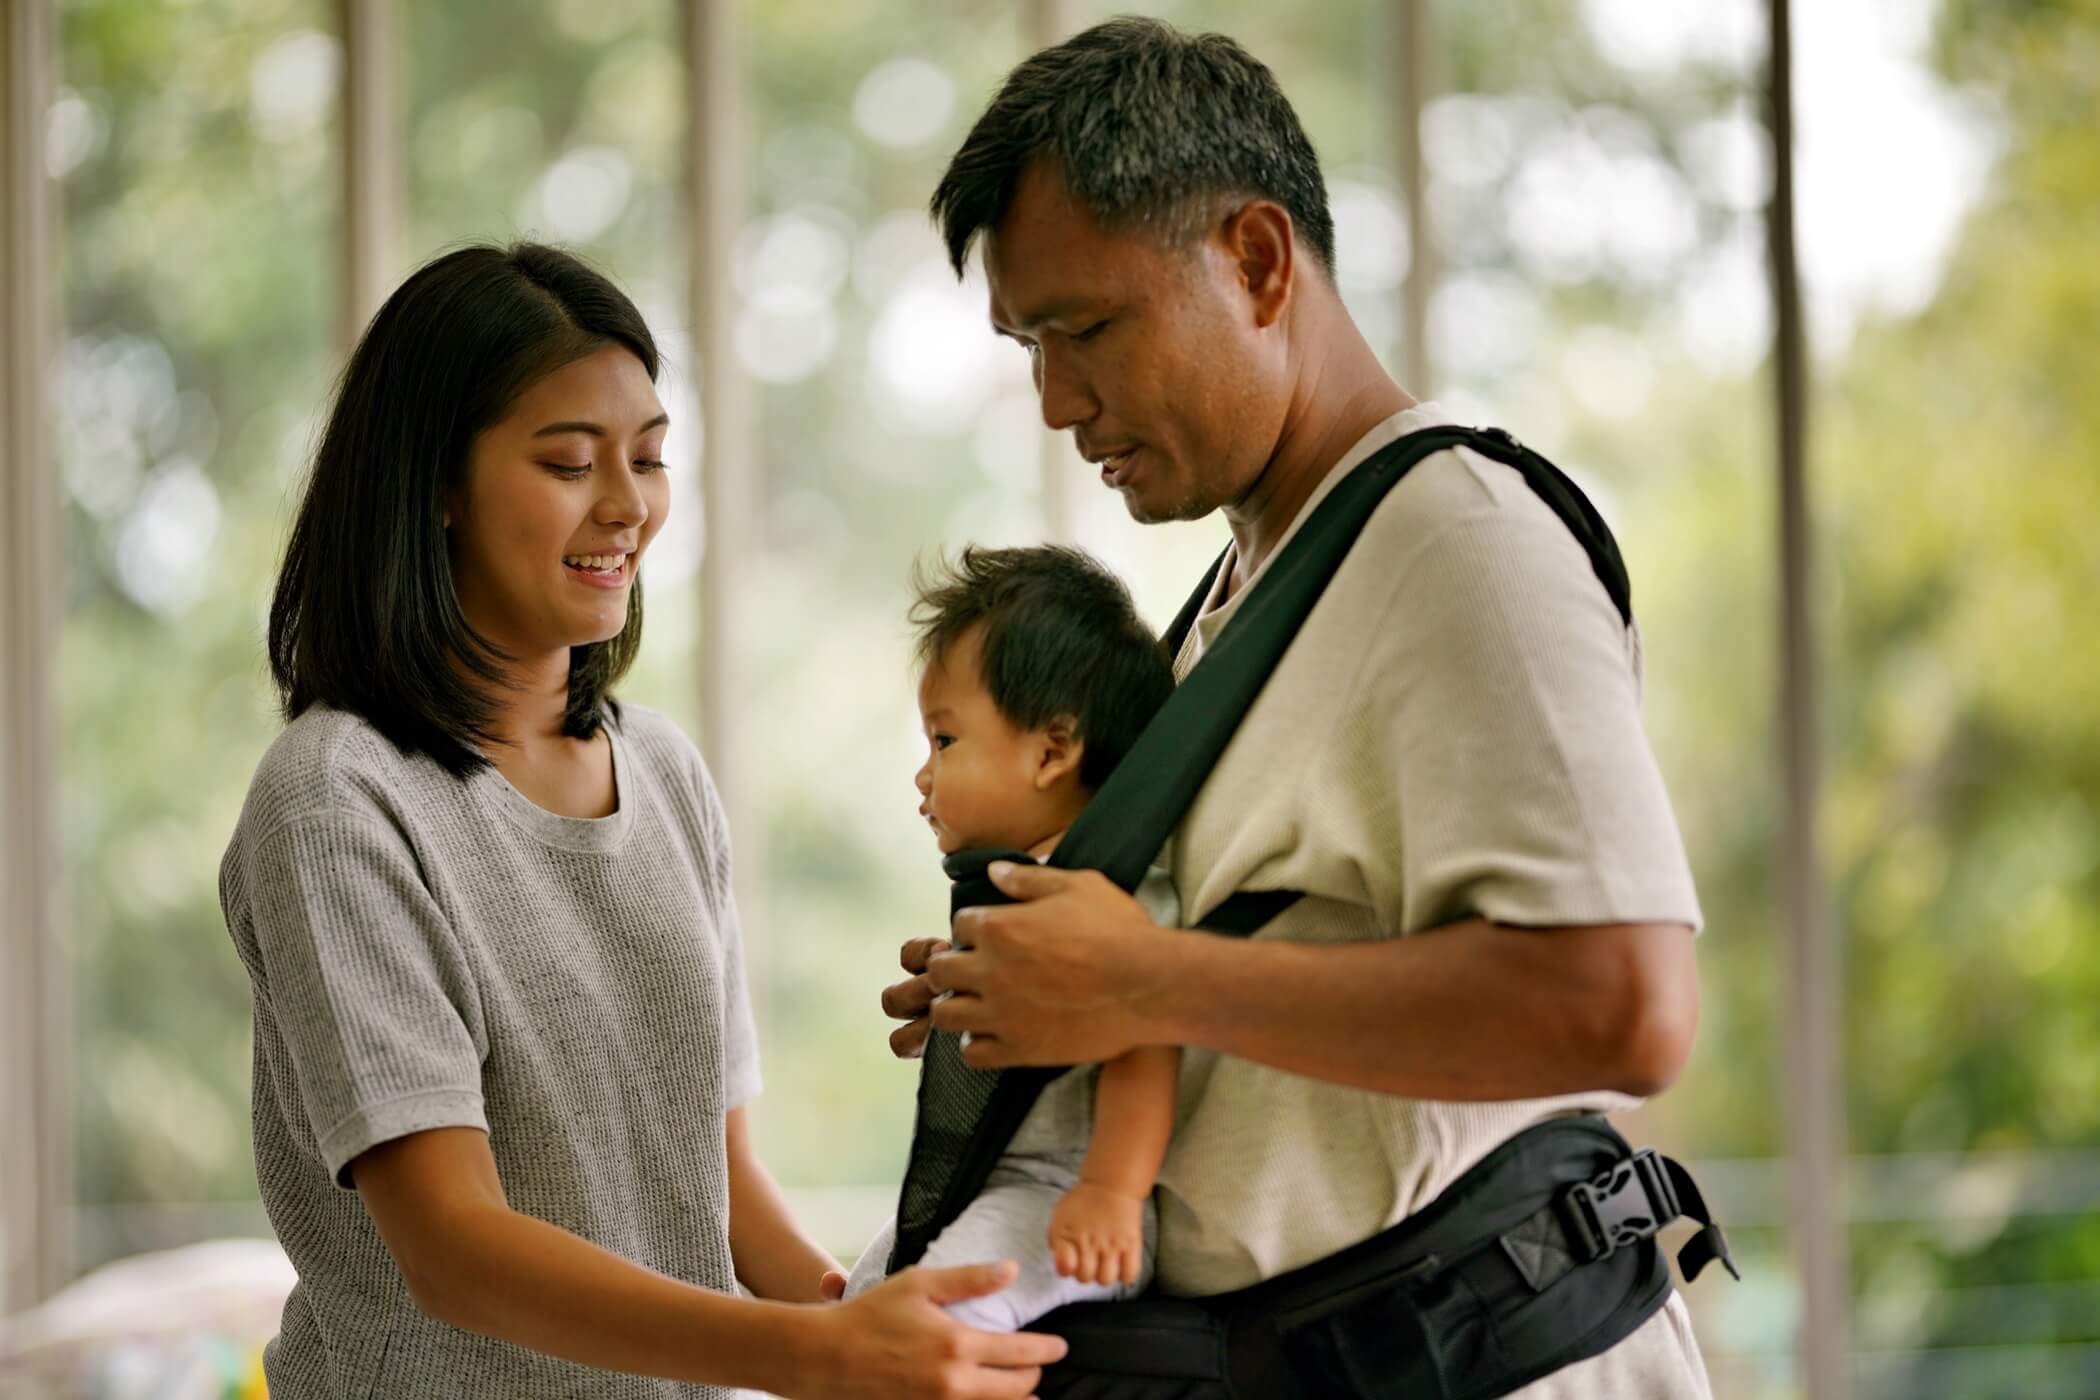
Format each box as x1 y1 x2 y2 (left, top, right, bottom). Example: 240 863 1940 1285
478 647 574 753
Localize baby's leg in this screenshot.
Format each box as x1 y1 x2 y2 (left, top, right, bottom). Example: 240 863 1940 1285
915 1158 1156 1334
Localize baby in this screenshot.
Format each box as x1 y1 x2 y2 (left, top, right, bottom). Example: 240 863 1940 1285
844 544 1180 1330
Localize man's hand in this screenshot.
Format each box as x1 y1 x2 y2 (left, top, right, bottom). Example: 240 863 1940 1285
795 1260 1066 1399
1048 1183 1146 1287
881 936 951 1059
926 862 1175 1068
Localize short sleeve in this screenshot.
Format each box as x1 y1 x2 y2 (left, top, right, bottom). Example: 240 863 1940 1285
692 752 763 1110
245 812 489 1186
1365 509 1704 935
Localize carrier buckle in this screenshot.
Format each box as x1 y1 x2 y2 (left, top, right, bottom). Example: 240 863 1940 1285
1559 1148 1679 1264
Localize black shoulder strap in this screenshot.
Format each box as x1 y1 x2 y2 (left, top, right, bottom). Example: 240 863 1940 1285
1163 426 1627 664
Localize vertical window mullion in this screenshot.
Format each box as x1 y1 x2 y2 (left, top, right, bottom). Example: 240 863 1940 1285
1020 0 1079 544
1766 0 1850 1392
1 0 69 1313
338 0 402 352
1392 0 1434 397
684 0 765 953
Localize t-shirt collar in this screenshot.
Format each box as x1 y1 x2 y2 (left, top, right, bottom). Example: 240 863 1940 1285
1184 401 1455 662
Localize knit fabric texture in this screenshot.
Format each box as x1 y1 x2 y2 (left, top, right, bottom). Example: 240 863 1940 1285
220 702 759 1398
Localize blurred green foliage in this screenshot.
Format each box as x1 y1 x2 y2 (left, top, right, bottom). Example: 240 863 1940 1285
56 0 338 1236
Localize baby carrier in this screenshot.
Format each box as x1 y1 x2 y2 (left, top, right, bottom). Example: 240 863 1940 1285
883 427 1737 1398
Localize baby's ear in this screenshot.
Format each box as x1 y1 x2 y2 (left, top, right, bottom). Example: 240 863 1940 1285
1034 715 1086 790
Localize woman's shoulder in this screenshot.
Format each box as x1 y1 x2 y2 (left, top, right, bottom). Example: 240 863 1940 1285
609 700 715 791
235 705 429 844
607 701 736 858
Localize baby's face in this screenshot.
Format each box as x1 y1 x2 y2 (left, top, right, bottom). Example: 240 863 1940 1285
913 628 1061 855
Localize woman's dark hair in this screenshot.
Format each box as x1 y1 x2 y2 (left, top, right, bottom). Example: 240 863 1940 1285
910 545 1176 792
268 242 659 776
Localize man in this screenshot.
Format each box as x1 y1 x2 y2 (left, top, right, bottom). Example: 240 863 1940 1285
882 18 1713 1395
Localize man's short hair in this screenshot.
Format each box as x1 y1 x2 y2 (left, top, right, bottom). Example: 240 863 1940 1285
910 545 1176 792
930 16 1336 280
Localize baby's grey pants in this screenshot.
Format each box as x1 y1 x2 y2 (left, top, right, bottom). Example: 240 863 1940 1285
844 1151 1158 1332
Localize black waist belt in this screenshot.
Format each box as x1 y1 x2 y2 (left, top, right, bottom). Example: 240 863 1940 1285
1032 1116 1736 1400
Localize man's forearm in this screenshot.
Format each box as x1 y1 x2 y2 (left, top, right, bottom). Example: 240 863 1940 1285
1134 918 1697 1101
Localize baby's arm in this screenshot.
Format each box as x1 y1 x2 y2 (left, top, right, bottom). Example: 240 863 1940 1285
1048 1045 1179 1286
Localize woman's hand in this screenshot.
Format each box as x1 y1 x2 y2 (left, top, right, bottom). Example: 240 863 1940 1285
881 936 951 1059
790 1260 1067 1398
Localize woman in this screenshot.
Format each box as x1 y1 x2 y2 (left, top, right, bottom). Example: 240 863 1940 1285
219 243 1064 1398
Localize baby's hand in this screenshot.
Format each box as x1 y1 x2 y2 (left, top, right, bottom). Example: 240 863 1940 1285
1048 1181 1145 1286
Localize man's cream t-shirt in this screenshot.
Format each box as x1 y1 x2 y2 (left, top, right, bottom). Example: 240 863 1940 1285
1152 403 1711 1395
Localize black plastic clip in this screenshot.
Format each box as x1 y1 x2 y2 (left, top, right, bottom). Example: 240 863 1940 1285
1559 1148 1679 1263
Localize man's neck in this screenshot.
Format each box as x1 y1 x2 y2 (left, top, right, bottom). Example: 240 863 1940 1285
1220 320 1415 595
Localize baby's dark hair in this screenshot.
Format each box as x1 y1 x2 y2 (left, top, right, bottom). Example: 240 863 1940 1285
911 545 1175 791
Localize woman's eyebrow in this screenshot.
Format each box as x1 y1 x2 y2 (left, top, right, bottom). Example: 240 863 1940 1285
531 412 671 438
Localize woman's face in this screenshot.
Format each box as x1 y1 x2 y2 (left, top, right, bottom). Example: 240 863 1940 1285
448 344 670 662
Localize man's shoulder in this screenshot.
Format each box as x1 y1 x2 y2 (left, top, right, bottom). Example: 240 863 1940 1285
1315 430 1634 682
1332 425 1612 614
1374 432 1572 543
1303 407 1580 573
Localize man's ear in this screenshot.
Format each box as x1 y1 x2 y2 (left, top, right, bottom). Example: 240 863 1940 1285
1221 199 1296 329
1033 715 1086 791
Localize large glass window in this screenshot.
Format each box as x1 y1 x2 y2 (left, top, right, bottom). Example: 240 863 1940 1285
1800 3 2098 1396
728 0 1391 1252
730 0 1068 1247
399 0 698 732
1423 2 1789 1387
1058 0 1384 623
55 0 338 1269
20 2 2098 1395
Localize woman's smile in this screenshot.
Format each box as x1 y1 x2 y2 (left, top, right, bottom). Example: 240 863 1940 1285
562 551 632 588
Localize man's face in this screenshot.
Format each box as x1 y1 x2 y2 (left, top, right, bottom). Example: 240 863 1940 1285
982 163 1288 524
